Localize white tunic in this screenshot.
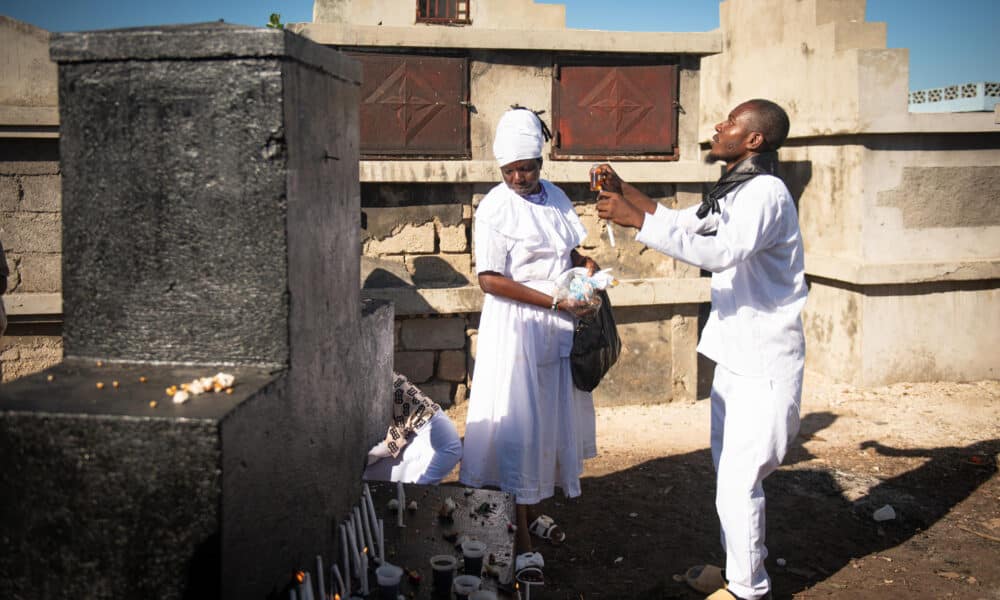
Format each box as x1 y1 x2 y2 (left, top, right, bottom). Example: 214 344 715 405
459 180 597 504
635 175 807 379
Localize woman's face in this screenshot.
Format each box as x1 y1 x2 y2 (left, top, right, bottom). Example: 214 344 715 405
500 158 542 196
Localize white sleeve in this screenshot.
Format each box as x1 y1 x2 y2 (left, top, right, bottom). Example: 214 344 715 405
636 183 780 273
473 219 510 274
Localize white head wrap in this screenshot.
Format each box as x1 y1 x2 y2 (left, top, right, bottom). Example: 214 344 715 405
493 109 545 167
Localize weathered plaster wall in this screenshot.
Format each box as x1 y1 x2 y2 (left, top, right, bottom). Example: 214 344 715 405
864 146 1000 263
0 16 57 108
313 0 565 29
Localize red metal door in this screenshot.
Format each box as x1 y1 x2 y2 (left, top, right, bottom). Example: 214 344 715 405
355 53 469 158
553 63 678 159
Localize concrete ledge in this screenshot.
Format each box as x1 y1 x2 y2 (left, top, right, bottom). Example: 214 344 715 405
806 254 1000 285
293 23 722 55
362 160 721 183
362 277 711 315
3 293 62 316
0 105 60 138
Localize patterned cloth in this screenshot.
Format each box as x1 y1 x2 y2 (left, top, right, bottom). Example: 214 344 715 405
383 373 441 458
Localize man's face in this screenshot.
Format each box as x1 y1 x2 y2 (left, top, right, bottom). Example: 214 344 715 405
500 158 542 196
708 102 762 165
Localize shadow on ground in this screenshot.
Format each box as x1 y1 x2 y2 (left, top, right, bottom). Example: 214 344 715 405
495 411 1000 599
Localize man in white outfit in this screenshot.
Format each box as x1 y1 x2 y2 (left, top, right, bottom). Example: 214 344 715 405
595 99 807 600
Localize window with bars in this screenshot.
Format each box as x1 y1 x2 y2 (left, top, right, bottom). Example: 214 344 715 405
551 61 680 160
416 0 471 24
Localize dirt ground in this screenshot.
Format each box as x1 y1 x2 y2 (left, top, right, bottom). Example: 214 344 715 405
443 372 1000 599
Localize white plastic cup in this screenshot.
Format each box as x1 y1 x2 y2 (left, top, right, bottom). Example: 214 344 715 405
460 539 488 575
375 564 403 600
430 554 457 596
452 574 481 600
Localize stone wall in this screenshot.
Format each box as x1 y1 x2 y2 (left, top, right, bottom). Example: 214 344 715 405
0 17 63 383
701 0 1000 386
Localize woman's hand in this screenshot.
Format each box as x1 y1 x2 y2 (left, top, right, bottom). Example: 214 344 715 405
557 297 600 319
571 250 599 276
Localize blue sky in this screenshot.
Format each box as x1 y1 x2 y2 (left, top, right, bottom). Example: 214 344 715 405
1 0 996 91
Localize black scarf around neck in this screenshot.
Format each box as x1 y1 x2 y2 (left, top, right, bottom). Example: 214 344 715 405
698 151 779 219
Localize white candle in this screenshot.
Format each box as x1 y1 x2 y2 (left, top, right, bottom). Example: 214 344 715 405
346 520 361 576
396 482 405 527
359 499 375 562
378 518 385 563
363 484 380 556
360 551 369 596
339 524 352 598
332 564 346 599
302 572 315 600
315 556 325 600
353 506 369 556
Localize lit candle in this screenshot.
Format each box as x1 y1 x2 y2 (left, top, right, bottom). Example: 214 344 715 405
354 506 371 560
331 564 346 599
363 484 380 557
396 482 405 527
315 556 325 600
378 518 385 563
339 524 352 598
351 510 365 559
359 496 376 562
302 572 315 600
360 551 370 596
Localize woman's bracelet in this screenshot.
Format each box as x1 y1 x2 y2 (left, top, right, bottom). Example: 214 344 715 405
550 297 559 311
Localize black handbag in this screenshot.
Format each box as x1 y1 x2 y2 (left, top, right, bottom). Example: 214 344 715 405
570 289 621 392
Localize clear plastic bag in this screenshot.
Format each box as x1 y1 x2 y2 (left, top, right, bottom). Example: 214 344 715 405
553 267 617 304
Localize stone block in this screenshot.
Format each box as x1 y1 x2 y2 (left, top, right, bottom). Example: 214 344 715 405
436 349 467 382
2 212 60 254
17 253 60 293
20 175 61 212
438 222 468 252
418 380 454 408
0 176 18 212
453 382 468 406
400 317 467 350
407 253 473 286
394 350 435 383
365 221 436 255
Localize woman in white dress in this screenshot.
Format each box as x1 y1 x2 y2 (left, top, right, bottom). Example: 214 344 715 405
459 108 599 584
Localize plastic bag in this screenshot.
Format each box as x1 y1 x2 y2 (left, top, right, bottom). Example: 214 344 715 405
553 267 617 305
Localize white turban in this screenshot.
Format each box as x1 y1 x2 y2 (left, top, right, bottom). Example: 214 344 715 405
493 109 545 167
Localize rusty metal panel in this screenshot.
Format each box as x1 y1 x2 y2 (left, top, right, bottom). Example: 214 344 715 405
553 63 677 159
354 53 469 158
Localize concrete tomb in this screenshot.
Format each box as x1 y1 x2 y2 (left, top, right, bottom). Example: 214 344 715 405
0 23 392 599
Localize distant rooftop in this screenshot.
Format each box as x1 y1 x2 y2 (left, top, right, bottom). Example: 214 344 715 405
909 82 1000 113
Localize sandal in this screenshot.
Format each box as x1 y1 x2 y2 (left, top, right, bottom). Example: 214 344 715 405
514 552 544 585
528 514 566 545
685 564 726 594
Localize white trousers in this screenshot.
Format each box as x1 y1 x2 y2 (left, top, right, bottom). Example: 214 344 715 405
710 364 802 600
363 411 463 485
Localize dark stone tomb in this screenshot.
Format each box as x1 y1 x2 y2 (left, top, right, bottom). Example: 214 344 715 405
0 23 392 599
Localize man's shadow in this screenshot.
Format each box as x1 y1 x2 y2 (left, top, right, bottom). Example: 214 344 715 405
513 411 998 599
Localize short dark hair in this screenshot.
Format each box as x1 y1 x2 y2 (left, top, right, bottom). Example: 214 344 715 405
744 99 790 151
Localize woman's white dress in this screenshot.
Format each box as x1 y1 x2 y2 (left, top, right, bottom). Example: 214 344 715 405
459 180 597 505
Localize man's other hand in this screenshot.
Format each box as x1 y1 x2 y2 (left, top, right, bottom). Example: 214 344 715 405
597 191 645 230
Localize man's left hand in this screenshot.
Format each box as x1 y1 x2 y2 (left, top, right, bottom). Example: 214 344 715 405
597 191 645 229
